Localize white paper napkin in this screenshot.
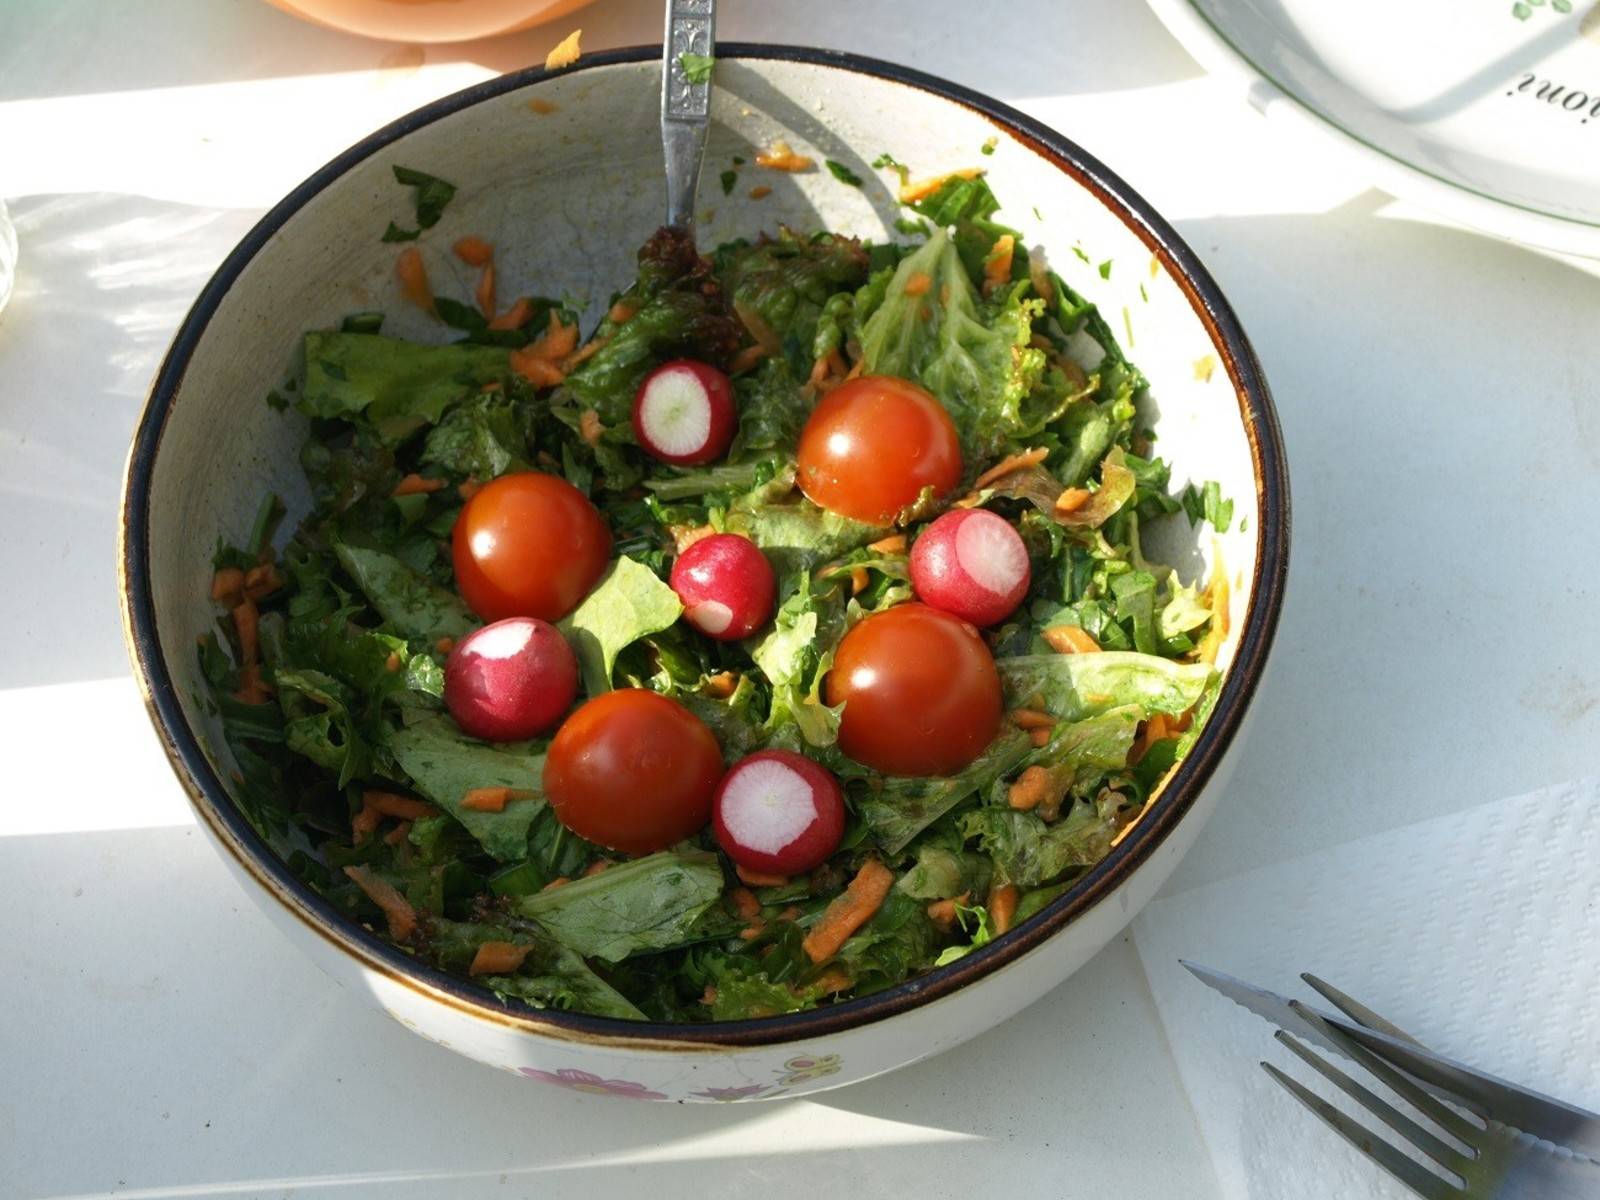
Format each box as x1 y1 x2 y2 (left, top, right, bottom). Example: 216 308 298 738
1134 777 1600 1198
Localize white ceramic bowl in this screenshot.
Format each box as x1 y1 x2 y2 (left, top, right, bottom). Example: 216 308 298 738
120 46 1289 1103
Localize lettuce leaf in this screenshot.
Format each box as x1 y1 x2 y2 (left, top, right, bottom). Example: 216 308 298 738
997 652 1214 721
425 918 644 1020
560 556 683 695
385 715 545 861
298 332 509 442
333 543 475 642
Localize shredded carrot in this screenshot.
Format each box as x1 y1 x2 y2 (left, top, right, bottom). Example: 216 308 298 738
867 534 907 555
1055 487 1091 515
735 864 789 888
972 447 1049 491
351 804 383 845
734 301 782 354
811 968 853 995
926 897 960 932
1198 566 1230 665
395 246 433 313
530 309 579 361
802 859 895 963
988 884 1019 935
343 865 417 941
729 887 761 921
544 28 582 71
233 662 272 705
469 941 532 977
983 234 1015 292
850 565 870 595
461 787 514 813
382 821 412 847
231 599 260 666
560 335 607 372
243 563 282 601
903 270 933 297
608 299 639 325
486 296 534 331
1030 727 1052 747
701 984 718 1005
754 140 815 172
365 790 435 820
509 346 564 388
582 859 614 878
738 923 767 941
475 262 497 318
392 473 446 497
434 637 455 655
748 184 773 200
527 97 558 115
1044 625 1100 654
778 905 802 922
673 523 717 554
211 567 245 605
579 409 603 446
452 236 493 267
1010 708 1055 731
1007 765 1052 811
541 876 571 891
383 651 401 673
703 671 738 699
898 167 985 205
1133 714 1173 763
457 479 482 501
729 344 769 374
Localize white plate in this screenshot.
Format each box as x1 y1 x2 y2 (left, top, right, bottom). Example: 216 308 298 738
1147 0 1600 257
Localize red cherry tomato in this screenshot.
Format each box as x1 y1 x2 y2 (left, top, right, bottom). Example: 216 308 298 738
542 689 724 855
443 617 577 741
452 472 611 623
796 375 963 525
632 359 736 465
909 508 1032 627
712 749 845 876
669 533 777 641
825 602 1002 776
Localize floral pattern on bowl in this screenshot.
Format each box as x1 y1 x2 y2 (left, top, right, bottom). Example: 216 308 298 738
519 1066 667 1100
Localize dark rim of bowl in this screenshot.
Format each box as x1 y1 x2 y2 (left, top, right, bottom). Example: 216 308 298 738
121 43 1290 1050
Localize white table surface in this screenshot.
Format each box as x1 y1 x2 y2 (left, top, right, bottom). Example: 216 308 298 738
3 2 1597 1197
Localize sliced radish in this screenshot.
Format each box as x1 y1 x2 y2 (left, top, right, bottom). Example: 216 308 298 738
669 533 776 641
713 749 846 875
632 359 736 465
444 617 578 741
909 508 1031 627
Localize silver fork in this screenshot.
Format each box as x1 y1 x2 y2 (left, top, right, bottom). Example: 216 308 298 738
1243 974 1600 1198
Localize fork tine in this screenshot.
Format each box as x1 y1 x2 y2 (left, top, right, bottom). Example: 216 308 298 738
1300 973 1424 1047
1261 1062 1460 1200
1288 1002 1487 1145
1274 1031 1472 1174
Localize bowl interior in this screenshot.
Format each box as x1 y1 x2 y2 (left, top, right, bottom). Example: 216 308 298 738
130 49 1279 1032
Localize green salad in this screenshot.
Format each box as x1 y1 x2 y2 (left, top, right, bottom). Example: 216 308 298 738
200 162 1230 1023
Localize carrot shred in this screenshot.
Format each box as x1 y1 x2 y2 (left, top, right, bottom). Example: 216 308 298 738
983 233 1015 292
1030 728 1052 747
729 887 761 920
475 262 497 318
608 299 639 324
434 637 455 655
729 344 769 375
734 301 782 354
579 409 603 446
1043 625 1100 654
383 651 401 673
541 876 571 891
452 236 494 267
811 968 853 995
700 671 738 700
1010 708 1055 731
351 804 383 844
1007 765 1052 812
392 473 446 497
211 567 245 605
582 859 614 878
1198 566 1230 665
988 884 1019 935
898 167 985 204
382 821 412 847
777 905 802 922
395 246 433 313
243 563 282 601
754 140 815 172
232 662 272 705
902 270 933 297
469 941 532 977
343 865 417 941
530 310 579 361
527 97 558 115
1055 487 1091 515
748 184 773 200
738 923 767 941
364 790 435 820
735 864 789 888
849 565 870 595
926 898 959 932
509 346 564 388
487 296 534 331
457 479 482 501
972 447 1049 491
560 336 607 373
867 534 907 555
802 859 895 964
231 599 260 666
701 984 718 1006
461 787 513 813
544 28 582 71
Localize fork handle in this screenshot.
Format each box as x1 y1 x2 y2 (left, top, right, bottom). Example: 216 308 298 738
660 0 716 233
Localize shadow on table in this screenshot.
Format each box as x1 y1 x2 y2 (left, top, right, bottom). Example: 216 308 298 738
2 0 1200 107
1160 193 1600 894
0 194 259 692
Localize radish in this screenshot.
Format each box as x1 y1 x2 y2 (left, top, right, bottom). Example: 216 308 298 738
712 749 846 876
669 533 776 641
909 508 1031 627
631 359 736 465
444 617 578 741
